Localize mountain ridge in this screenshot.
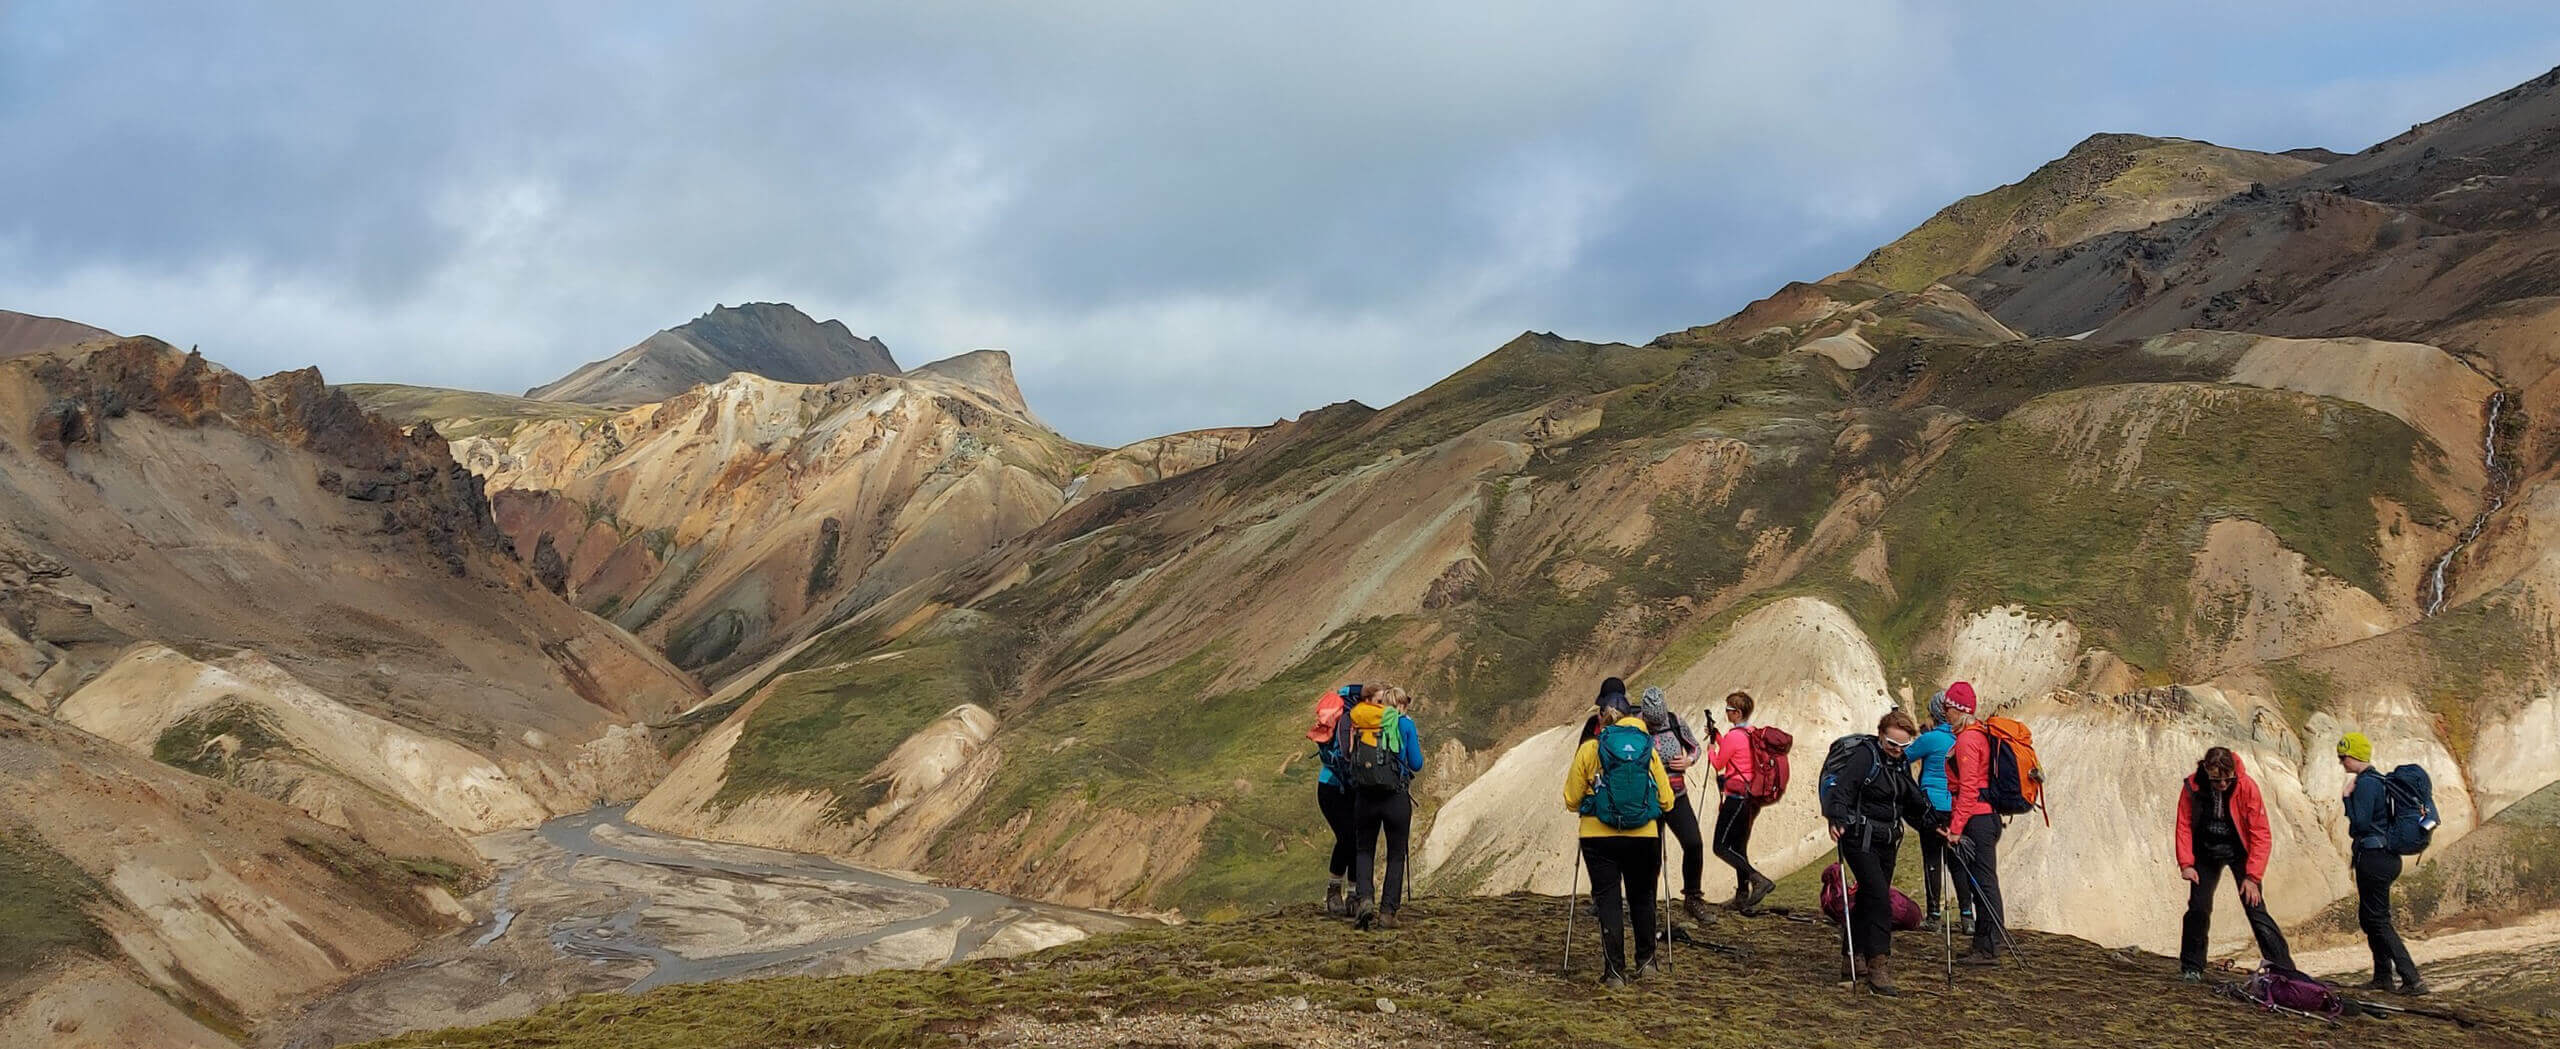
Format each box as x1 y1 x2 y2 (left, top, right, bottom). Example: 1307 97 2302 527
528 301 900 405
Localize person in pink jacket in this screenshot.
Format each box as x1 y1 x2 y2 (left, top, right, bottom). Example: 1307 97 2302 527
1709 690 1775 912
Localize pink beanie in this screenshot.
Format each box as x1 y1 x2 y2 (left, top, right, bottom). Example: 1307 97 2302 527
1944 681 1978 714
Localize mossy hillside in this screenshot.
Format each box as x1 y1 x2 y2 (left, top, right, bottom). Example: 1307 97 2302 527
285 834 483 926
352 893 2554 1049
958 621 1408 916
2415 594 2543 760
1872 385 2446 680
711 624 1024 819
152 702 295 779
1853 334 2229 421
0 830 107 980
338 383 610 439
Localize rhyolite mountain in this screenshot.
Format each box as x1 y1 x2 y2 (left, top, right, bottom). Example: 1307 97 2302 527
0 308 113 360
526 301 900 405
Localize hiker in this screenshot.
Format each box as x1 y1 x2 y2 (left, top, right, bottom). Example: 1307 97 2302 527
2174 746 2294 980
1638 685 1712 923
1942 683 2007 965
1341 685 1424 929
2339 732 2427 995
1902 688 1962 932
1820 709 1932 995
1562 680 1676 985
1313 684 1360 916
1709 690 1776 911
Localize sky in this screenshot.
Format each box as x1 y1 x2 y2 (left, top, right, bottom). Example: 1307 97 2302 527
6 3 2560 446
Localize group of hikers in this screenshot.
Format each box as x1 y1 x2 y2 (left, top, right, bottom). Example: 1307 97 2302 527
1308 677 2444 999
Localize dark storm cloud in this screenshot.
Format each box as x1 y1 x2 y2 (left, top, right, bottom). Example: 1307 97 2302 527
5 2 2559 444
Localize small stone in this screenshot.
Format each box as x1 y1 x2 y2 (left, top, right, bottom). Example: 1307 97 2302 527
1291 997 1311 1012
1375 998 1397 1014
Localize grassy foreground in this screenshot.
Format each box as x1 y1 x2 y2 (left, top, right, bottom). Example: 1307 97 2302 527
355 893 2555 1049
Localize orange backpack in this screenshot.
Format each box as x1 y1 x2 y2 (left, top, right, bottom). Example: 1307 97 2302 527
1976 716 2046 822
1307 690 1347 743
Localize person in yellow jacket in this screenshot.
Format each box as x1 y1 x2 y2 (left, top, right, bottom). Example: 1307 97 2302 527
1561 678 1677 985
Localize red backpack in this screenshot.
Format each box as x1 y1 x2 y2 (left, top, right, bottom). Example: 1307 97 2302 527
1745 726 1794 804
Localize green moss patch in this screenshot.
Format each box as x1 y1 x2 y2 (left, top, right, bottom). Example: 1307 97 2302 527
0 831 106 979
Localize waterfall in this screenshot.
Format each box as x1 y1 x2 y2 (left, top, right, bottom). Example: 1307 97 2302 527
2425 390 2511 615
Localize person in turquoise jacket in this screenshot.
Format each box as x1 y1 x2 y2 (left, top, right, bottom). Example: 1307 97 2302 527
1902 686 1963 932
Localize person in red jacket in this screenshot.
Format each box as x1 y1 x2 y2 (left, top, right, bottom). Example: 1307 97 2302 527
2174 746 2295 980
1940 682 2007 965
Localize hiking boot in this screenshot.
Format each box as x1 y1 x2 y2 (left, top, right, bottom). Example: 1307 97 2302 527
1683 894 1714 924
2179 967 2204 983
2398 981 2432 997
1918 913 1939 933
1632 956 1660 981
1323 882 1345 917
1863 955 1898 996
2363 975 2396 992
1956 949 2000 967
1354 907 1377 931
1738 873 1777 913
1958 910 1976 936
1375 909 1400 931
1601 969 1629 989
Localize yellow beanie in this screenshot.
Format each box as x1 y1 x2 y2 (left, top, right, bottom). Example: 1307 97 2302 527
2337 732 2373 763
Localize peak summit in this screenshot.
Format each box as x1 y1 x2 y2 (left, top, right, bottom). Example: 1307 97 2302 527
527 302 899 406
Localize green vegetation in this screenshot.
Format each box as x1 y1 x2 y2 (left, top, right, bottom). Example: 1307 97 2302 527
1872 385 2445 679
0 831 105 979
711 632 1006 818
286 834 483 923
152 703 293 778
353 892 2552 1049
2416 596 2542 759
2258 661 2338 734
337 383 610 439
963 620 1404 916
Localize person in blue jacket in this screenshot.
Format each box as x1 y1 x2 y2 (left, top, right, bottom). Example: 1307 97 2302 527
1902 686 1964 932
1343 685 1426 929
1313 685 1360 916
2340 732 2427 995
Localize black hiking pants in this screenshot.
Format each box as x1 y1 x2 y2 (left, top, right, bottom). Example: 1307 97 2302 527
1579 835 1661 976
1917 819 1947 916
1711 794 1763 895
2179 855 2294 972
1841 835 1901 959
1351 789 1412 914
2354 848 2422 986
1953 814 2005 955
1663 792 1706 900
1318 780 1355 879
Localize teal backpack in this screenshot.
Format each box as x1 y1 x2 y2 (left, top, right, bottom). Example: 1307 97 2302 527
1582 723 1665 830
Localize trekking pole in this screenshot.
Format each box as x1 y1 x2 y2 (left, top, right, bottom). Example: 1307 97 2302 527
1839 840 1858 985
1947 847 2025 960
1562 840 1581 977
1658 829 1673 974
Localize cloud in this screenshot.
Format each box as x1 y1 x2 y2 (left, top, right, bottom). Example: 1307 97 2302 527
4 1 2558 444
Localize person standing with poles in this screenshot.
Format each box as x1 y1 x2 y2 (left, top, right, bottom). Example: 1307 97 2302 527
1561 679 1675 986
1902 689 1962 933
1338 686 1424 929
1639 686 1712 925
1710 690 1777 912
1820 709 1932 995
1942 684 2009 966
2174 746 2294 980
2339 732 2428 995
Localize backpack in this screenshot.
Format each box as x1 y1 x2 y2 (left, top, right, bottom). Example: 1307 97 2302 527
1819 863 1924 931
1306 690 1346 744
1818 734 1886 811
2235 965 2346 1019
1974 717 2044 820
1582 723 1665 830
1743 725 1794 804
1338 708 1408 795
2379 764 2441 856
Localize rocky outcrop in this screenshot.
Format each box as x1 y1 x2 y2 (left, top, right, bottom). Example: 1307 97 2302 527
528 302 899 405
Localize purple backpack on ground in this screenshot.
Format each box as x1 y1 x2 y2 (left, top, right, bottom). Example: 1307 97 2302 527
2239 965 2346 1018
